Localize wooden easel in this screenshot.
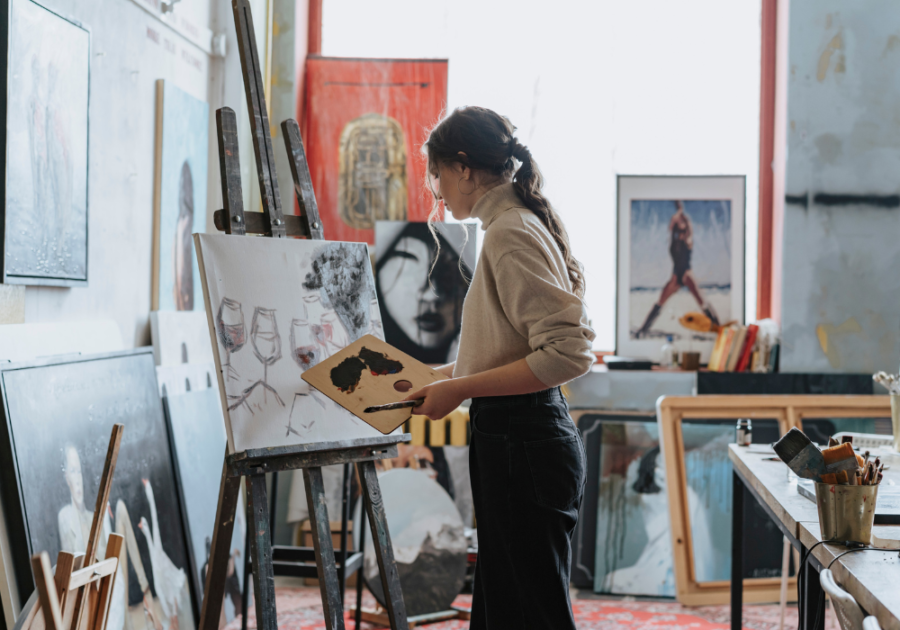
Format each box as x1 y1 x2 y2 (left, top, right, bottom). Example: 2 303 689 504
199 3 409 630
22 425 125 630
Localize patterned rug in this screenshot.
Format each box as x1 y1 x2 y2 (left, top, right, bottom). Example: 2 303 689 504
224 586 838 629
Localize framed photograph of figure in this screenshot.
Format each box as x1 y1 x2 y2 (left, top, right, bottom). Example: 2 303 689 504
616 176 745 363
1 0 90 286
374 221 477 365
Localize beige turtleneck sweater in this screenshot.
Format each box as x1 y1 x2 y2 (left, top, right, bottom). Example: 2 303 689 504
453 183 596 387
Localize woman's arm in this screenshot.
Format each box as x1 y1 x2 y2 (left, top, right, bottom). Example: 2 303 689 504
405 358 545 420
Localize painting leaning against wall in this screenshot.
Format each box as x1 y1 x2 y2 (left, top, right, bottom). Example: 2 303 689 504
2 0 90 286
0 350 197 630
152 80 209 311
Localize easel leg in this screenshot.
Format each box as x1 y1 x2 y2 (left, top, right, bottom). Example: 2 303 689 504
304 467 346 630
247 474 278 630
355 496 367 629
241 493 251 630
200 461 241 630
357 461 408 630
339 463 351 604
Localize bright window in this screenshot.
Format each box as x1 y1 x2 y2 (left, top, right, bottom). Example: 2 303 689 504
323 0 761 350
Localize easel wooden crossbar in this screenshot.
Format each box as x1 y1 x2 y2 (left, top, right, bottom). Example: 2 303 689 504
199 3 409 630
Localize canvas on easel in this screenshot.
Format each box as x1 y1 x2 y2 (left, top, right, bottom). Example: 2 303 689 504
194 233 390 452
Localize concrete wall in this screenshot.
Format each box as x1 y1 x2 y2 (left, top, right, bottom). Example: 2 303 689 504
781 1 900 373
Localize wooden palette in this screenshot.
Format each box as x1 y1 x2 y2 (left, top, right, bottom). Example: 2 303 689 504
302 335 447 434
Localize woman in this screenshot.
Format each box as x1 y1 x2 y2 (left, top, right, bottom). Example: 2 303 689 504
404 106 595 629
636 200 719 337
375 222 472 364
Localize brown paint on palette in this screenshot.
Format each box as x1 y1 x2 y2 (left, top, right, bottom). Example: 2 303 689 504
302 334 447 434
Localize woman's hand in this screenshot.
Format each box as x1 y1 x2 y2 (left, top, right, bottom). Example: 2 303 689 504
404 379 466 420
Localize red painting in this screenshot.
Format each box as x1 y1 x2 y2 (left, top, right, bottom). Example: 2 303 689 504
301 56 448 244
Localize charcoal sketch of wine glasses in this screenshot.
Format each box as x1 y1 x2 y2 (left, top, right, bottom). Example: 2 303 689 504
368 297 384 337
286 312 325 436
217 298 245 382
250 307 285 406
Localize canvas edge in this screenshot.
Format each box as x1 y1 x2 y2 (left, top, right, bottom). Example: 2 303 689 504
194 233 237 454
151 80 165 311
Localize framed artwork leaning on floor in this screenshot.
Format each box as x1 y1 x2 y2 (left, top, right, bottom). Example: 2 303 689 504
616 176 745 363
0 349 197 629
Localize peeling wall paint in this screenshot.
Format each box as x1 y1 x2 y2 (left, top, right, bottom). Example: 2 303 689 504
781 1 900 373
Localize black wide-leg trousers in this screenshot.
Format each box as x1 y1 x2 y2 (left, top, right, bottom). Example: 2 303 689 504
468 387 586 630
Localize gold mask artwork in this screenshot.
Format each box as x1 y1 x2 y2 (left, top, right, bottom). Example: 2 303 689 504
338 113 408 230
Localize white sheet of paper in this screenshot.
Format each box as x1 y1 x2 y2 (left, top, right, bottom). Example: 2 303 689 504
150 310 215 366
195 233 388 453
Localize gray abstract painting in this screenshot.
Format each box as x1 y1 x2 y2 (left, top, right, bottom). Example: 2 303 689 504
3 0 89 285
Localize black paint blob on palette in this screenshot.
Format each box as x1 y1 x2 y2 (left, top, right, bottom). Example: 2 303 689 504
330 347 404 393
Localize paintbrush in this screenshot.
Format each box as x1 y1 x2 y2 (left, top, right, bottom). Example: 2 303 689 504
773 428 826 480
822 442 859 474
364 399 424 413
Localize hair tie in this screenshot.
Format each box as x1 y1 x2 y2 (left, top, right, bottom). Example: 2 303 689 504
511 140 530 162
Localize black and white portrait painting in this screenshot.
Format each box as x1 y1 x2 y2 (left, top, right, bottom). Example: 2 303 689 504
0 350 195 630
374 222 476 365
194 234 389 452
3 0 89 285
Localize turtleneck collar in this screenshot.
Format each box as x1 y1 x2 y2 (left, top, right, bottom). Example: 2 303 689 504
469 182 524 230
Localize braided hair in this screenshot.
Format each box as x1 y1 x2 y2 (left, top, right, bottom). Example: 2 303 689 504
423 106 585 297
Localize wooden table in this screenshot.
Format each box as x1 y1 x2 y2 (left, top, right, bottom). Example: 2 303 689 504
729 444 900 630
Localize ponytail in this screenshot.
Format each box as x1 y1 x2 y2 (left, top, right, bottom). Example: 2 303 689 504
424 107 585 297
509 141 585 297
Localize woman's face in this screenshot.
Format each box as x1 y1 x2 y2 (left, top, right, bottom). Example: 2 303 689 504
428 161 473 220
378 236 458 350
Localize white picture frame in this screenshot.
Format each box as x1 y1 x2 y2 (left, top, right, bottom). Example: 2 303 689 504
616 175 745 363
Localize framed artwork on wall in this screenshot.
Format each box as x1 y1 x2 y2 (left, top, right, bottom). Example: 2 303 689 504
152 80 209 311
616 176 745 363
0 349 197 628
1 0 90 286
303 57 448 244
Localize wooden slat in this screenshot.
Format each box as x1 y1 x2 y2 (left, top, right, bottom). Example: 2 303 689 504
213 209 303 237
199 460 241 630
32 553 63 630
281 119 324 240
232 0 286 238
357 461 408 630
303 467 345 630
71 425 123 630
90 534 123 630
216 107 246 236
66 559 117 592
247 475 277 630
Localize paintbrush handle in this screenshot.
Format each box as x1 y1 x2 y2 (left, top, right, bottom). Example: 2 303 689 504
364 399 424 413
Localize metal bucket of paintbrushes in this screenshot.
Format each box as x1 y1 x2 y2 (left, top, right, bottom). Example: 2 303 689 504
815 482 879 544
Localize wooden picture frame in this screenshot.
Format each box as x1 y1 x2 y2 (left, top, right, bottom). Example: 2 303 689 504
657 395 891 605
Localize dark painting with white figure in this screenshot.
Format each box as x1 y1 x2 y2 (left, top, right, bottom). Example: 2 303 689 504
0 350 196 630
3 0 89 284
374 222 476 365
195 234 389 452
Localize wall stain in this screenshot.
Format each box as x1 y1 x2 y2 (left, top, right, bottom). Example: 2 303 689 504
884 34 900 57
816 318 862 368
817 32 845 82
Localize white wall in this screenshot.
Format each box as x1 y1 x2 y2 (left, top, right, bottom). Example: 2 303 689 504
17 0 222 346
781 1 900 372
322 0 762 350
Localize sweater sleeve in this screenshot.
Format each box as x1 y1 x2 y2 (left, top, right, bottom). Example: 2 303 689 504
494 248 596 387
